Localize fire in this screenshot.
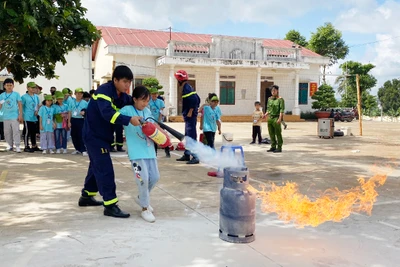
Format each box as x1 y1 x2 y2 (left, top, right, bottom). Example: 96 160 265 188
251 173 387 228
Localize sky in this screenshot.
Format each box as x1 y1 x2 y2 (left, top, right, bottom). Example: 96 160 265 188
81 0 400 96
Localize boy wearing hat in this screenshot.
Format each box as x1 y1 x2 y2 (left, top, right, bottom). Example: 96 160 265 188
148 87 170 157
68 88 88 156
21 82 41 152
0 78 23 152
53 91 69 154
38 95 56 153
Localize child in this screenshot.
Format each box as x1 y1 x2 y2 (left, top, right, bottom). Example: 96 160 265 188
148 87 170 158
251 101 263 144
21 82 41 152
119 85 162 223
0 78 23 152
200 96 221 149
38 95 56 154
53 91 69 154
68 88 88 156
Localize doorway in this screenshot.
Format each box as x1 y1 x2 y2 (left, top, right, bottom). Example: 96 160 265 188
260 81 273 111
177 80 196 115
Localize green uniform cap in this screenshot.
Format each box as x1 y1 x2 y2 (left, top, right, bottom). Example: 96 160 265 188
75 88 84 93
62 88 70 95
55 91 64 99
210 96 219 101
27 82 36 88
44 95 53 101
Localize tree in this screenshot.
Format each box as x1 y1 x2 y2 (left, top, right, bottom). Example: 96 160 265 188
308 23 349 84
0 0 100 83
311 84 337 110
142 77 163 90
284 30 308 47
377 79 400 114
335 61 377 108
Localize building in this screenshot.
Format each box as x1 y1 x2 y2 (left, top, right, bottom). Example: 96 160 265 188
90 27 329 120
2 47 92 96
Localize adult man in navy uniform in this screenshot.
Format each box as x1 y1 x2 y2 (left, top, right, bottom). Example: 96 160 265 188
174 70 201 164
78 65 141 218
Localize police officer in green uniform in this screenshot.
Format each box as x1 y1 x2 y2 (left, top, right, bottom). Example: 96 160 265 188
264 85 285 153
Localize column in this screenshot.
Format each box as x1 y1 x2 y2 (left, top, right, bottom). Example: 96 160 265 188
292 70 301 115
256 68 261 101
215 67 220 96
168 65 176 116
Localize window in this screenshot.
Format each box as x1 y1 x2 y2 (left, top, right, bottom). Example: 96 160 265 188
299 83 308 105
220 81 235 105
134 78 143 87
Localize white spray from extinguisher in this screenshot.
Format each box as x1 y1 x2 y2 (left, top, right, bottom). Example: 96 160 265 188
185 137 245 170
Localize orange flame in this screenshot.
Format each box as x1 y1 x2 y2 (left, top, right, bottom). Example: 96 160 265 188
252 173 387 228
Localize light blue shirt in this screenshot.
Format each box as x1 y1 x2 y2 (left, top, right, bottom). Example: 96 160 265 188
0 91 22 120
53 104 69 129
68 99 88 119
203 106 221 132
21 93 39 122
38 105 54 132
119 106 156 161
63 96 74 107
148 98 165 122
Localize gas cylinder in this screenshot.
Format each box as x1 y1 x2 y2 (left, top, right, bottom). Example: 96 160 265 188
219 167 256 243
141 122 171 148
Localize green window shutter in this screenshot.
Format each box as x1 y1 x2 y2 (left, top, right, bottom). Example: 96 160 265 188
299 83 308 105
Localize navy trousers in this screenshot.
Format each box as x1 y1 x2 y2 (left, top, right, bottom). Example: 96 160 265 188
184 115 198 157
82 137 117 206
71 118 86 153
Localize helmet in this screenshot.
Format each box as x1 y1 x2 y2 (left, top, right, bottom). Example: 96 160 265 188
174 70 188 82
176 141 185 151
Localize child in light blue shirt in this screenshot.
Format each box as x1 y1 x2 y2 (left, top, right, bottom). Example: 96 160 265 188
53 91 69 154
200 96 221 149
0 78 23 152
148 87 170 157
38 95 56 154
119 85 162 223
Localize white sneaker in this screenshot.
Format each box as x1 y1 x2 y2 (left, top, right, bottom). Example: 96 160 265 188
49 149 55 154
15 147 21 153
134 196 153 212
42 150 47 154
71 150 81 155
63 149 67 154
82 151 88 156
56 149 61 154
141 210 155 223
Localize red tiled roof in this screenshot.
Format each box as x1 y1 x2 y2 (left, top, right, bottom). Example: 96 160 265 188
96 26 321 58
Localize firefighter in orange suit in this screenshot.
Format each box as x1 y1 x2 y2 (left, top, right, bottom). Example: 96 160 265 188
78 66 141 218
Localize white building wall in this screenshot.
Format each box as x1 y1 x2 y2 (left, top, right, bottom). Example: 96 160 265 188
93 38 114 85
113 54 157 78
14 47 91 95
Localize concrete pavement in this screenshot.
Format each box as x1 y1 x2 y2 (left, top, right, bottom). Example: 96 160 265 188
0 121 400 267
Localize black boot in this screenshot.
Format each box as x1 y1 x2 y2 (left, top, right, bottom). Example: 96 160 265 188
273 148 282 153
103 204 130 218
176 154 190 161
267 148 276 152
78 196 103 207
186 157 200 164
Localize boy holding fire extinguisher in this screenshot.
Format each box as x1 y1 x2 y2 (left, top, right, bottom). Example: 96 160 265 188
119 85 168 223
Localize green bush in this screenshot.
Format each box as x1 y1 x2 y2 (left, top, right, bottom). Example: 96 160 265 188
311 84 338 110
300 111 318 120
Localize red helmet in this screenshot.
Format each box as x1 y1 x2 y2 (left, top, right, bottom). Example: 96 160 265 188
174 70 188 82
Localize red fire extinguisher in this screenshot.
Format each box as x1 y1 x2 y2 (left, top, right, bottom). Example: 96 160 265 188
141 122 171 148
